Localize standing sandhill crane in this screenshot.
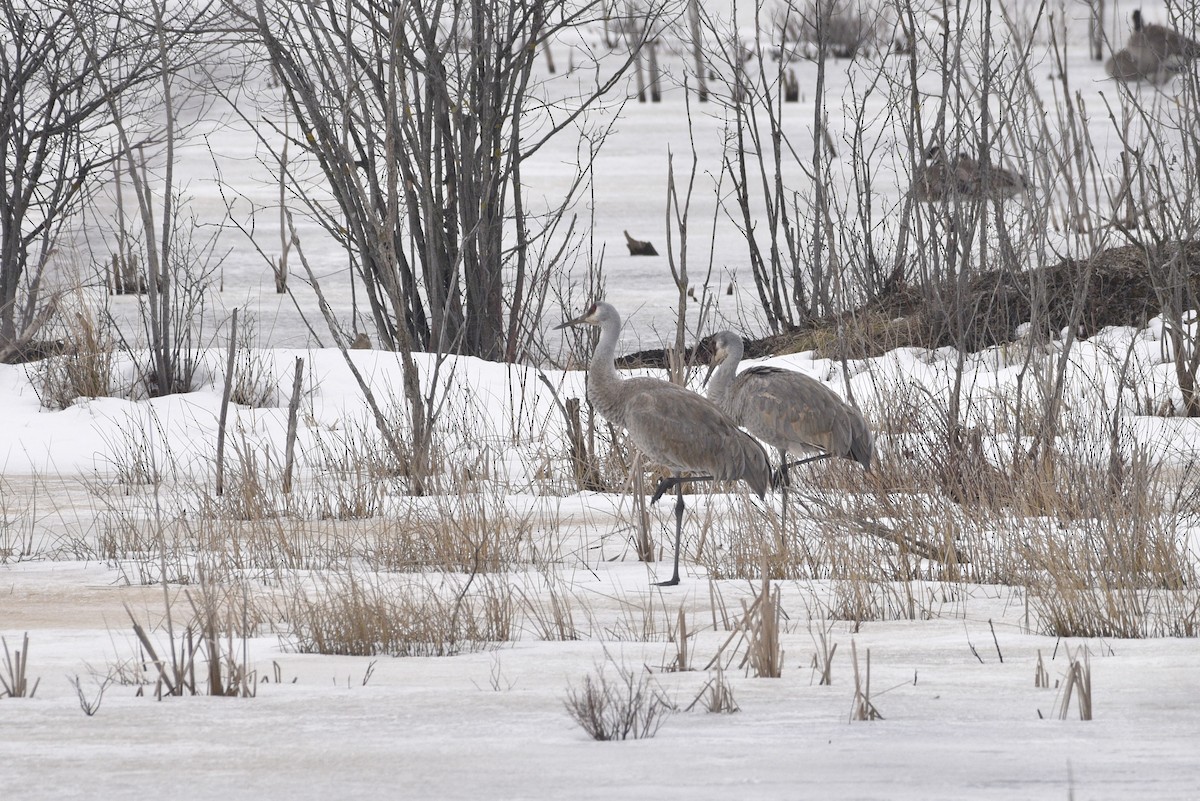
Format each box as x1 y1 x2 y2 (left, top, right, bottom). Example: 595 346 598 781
705 331 873 495
556 302 771 586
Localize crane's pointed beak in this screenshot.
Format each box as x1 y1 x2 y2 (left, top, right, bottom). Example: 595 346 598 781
702 360 717 386
554 312 589 330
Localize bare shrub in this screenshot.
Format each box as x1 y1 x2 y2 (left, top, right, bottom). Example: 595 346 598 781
1 0 220 362
563 656 674 740
68 674 111 716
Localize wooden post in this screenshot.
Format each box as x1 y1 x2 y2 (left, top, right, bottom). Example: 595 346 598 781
282 356 305 494
215 308 238 496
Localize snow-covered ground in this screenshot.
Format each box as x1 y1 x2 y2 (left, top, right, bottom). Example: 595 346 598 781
2 322 1199 799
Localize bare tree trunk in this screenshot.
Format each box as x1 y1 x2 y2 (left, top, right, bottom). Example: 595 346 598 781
647 40 662 102
1089 0 1105 61
689 0 707 102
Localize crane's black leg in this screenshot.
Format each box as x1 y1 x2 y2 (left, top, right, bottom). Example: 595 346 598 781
782 452 833 473
777 451 790 530
650 473 713 504
776 452 830 530
655 479 686 586
649 472 719 586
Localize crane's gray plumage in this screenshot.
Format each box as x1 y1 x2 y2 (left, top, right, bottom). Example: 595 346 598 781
1109 10 1200 84
910 145 1026 203
1106 47 1174 84
705 331 873 484
557 303 770 586
1130 9 1200 63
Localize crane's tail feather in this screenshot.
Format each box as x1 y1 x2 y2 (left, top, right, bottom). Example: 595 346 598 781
850 432 874 471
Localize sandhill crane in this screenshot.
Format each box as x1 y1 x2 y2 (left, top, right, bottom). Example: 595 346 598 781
1106 48 1175 84
1106 11 1199 84
910 145 1026 203
1130 9 1200 65
704 331 873 495
556 302 771 586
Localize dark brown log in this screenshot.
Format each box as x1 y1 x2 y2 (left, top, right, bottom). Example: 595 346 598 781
623 230 659 256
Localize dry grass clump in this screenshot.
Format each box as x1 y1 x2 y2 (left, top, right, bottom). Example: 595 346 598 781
0 480 38 562
563 656 674 740
282 573 515 657
519 570 587 642
688 665 739 714
97 409 177 487
849 640 882 721
1023 517 1199 639
205 432 383 523
97 512 195 586
1056 646 1093 721
227 316 279 408
745 572 784 678
29 308 116 410
358 482 547 573
1 633 40 698
1015 444 1200 638
123 581 261 699
92 420 552 583
701 487 969 630
700 570 798 675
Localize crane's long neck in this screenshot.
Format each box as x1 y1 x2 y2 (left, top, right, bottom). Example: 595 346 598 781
586 314 627 426
706 341 743 413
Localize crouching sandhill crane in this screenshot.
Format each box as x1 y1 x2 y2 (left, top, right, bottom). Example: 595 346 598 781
705 331 873 493
910 145 1026 203
1130 9 1200 65
1107 10 1200 84
556 302 771 586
